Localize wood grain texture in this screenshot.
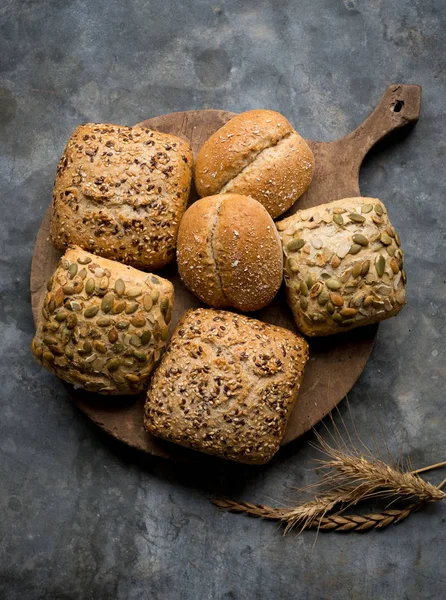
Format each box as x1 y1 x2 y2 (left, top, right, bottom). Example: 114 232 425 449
30 84 421 461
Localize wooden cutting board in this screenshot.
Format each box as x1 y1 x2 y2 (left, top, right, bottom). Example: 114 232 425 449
30 84 421 461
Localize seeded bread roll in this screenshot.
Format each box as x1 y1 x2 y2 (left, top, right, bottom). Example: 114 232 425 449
177 194 283 312
31 247 174 394
194 110 314 219
144 309 309 464
50 123 193 270
277 197 407 336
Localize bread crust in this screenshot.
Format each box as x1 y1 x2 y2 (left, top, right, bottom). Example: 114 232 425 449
195 110 314 218
50 123 193 270
277 197 407 336
177 194 283 312
31 247 174 394
144 308 309 464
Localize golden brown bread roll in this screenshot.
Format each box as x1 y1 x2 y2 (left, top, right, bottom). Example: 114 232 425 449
31 247 174 394
176 194 283 312
144 308 309 464
50 123 193 270
277 197 407 336
194 110 314 218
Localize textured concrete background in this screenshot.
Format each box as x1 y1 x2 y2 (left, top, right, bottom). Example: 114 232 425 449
1 1 445 598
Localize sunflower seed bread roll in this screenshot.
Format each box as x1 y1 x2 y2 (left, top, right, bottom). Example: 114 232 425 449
144 308 309 464
50 123 193 270
277 197 407 336
194 110 314 219
31 247 174 394
177 193 283 312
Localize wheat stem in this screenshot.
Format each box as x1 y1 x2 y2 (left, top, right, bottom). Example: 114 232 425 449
411 461 446 476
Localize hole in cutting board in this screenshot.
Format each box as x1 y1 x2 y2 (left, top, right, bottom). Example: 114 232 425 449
393 100 404 113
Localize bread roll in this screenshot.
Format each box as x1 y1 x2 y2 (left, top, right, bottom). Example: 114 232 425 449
31 247 174 394
195 110 314 218
277 197 407 336
177 194 283 312
144 308 309 464
50 123 193 270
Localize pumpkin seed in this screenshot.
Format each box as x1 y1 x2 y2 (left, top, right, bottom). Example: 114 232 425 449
326 302 334 314
82 341 92 354
72 280 83 293
133 351 147 362
85 278 95 295
141 330 152 345
54 288 64 307
55 310 68 322
333 207 346 214
130 334 142 347
380 232 392 246
325 278 341 291
361 204 373 213
46 322 60 332
310 282 323 298
78 268 87 280
42 351 55 362
340 307 357 318
349 213 366 223
150 275 160 285
97 317 111 327
46 277 53 292
353 233 369 246
93 341 107 354
401 269 407 284
300 281 308 296
84 306 99 318
306 273 315 289
361 260 370 276
352 263 362 278
333 214 344 226
349 244 362 255
376 255 385 277
151 289 160 303
113 343 124 354
389 258 399 274
106 358 121 372
114 278 126 296
108 328 118 343
116 321 129 330
299 296 309 311
125 302 139 314
143 294 153 311
161 326 169 340
364 295 374 307
160 298 169 316
372 300 385 309
393 272 402 289
42 307 50 321
43 335 58 346
384 299 393 311
330 293 344 307
288 258 299 273
395 232 401 247
77 256 92 264
66 313 77 329
340 319 355 328
131 316 146 328
99 276 109 290
331 256 342 269
63 284 75 295
49 344 64 356
311 313 326 323
396 289 406 304
127 286 142 298
318 290 329 306
101 293 114 313
69 263 78 279
112 300 126 314
375 203 384 216
287 238 305 252
125 374 140 383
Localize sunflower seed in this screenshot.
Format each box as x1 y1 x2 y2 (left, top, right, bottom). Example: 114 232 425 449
93 341 107 354
311 237 323 249
376 255 385 277
108 328 118 343
72 280 84 293
340 307 357 318
130 334 142 347
84 306 99 318
54 288 64 307
131 315 146 328
125 374 140 383
106 358 121 372
361 204 373 213
349 244 362 255
77 256 92 264
112 300 126 314
331 256 342 269
372 215 383 225
396 289 406 304
333 214 344 226
288 258 299 273
364 295 374 307
287 238 305 252
299 296 309 311
353 234 369 246
85 278 95 295
325 278 341 290
125 302 139 314
349 213 366 223
333 207 346 214
99 276 109 290
393 271 402 289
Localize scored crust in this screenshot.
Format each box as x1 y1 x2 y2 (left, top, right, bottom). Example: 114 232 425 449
176 194 283 312
194 110 314 218
50 123 193 270
144 308 309 464
31 247 174 394
277 197 407 336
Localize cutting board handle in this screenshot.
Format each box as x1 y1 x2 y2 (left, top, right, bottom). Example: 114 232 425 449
344 84 422 162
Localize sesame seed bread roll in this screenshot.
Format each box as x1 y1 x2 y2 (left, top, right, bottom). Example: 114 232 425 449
31 247 174 394
195 110 314 219
176 194 283 312
277 197 407 336
144 308 309 464
50 123 193 270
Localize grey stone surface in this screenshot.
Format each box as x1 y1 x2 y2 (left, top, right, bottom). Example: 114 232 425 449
1 0 445 598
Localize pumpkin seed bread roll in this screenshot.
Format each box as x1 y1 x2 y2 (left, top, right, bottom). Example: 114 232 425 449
177 194 283 312
277 197 407 336
50 123 193 270
144 309 309 464
31 247 174 394
194 110 314 219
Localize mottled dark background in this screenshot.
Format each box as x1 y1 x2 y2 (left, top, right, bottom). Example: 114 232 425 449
1 1 445 599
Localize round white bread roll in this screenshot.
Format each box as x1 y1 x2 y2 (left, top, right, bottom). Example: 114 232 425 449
194 109 314 219
177 194 283 312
